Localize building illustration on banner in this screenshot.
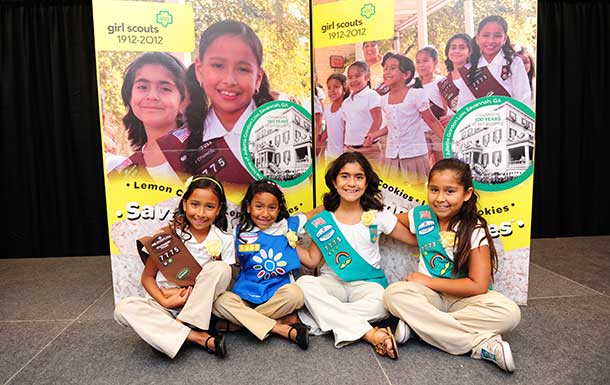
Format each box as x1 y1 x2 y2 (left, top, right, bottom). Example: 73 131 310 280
454 102 535 185
250 105 313 181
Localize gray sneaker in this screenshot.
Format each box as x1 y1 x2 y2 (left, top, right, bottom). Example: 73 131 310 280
394 319 412 345
478 336 515 372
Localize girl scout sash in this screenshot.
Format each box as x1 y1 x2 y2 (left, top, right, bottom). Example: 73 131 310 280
459 66 510 99
137 227 202 287
305 211 388 288
411 205 494 289
411 205 455 278
437 76 460 112
193 137 254 184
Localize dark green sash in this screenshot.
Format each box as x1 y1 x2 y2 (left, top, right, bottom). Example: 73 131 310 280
305 211 388 288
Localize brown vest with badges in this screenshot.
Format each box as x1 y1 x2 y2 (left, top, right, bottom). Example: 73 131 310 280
137 227 202 287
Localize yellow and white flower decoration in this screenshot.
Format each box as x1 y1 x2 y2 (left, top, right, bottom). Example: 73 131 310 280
284 230 298 248
440 231 456 248
204 238 222 260
361 210 378 226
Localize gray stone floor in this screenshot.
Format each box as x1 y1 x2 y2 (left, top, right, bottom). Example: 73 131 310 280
1 236 609 385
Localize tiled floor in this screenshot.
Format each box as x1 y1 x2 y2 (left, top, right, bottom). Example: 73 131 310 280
1 236 609 385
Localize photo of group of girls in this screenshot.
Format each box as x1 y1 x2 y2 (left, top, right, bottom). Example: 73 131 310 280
314 13 535 188
101 17 312 191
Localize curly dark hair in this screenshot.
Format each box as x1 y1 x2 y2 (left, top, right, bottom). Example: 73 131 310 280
323 152 383 212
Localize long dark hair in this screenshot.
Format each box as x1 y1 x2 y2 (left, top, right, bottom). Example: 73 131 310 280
469 15 514 81
382 53 422 88
121 52 187 150
171 175 228 240
444 33 472 73
428 158 498 279
183 20 274 174
326 73 350 101
236 179 289 238
323 152 383 212
347 61 371 89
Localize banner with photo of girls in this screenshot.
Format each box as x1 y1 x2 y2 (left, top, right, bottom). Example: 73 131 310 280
312 0 536 304
92 0 313 303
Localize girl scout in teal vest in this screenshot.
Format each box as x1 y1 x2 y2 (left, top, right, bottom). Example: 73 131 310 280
383 158 521 372
297 152 417 360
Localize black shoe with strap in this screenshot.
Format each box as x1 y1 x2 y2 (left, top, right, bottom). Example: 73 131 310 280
288 323 309 350
204 334 227 359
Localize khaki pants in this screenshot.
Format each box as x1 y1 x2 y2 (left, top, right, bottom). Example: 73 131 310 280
212 283 304 341
114 261 232 358
383 281 521 357
297 266 389 348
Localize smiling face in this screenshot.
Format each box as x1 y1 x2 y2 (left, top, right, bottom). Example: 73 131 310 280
347 66 369 94
196 34 263 128
427 169 473 226
333 161 367 204
183 187 222 238
476 21 507 61
247 192 280 231
130 64 183 131
383 57 409 87
326 78 345 102
415 51 436 79
448 37 471 68
362 41 380 64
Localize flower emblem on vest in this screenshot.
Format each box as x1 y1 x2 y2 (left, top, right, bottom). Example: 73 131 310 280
361 210 378 226
439 231 456 249
204 239 222 261
283 230 298 248
252 248 288 279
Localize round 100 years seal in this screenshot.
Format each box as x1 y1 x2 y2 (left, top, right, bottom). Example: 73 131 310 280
442 96 535 192
241 100 313 188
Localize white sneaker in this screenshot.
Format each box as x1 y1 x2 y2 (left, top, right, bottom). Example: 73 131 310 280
477 336 515 372
394 319 412 345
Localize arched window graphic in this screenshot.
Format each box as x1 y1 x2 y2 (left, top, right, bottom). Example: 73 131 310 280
283 150 291 164
275 135 280 147
283 131 290 144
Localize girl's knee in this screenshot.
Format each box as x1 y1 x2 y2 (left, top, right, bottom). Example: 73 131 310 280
282 283 305 308
213 291 240 312
296 274 317 288
383 281 421 312
113 296 140 323
198 261 231 282
503 301 521 331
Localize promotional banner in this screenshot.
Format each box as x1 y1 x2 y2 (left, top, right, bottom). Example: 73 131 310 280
93 0 313 302
312 0 536 304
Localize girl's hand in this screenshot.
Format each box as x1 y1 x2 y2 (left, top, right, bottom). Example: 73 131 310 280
162 286 192 309
363 134 374 146
160 287 181 297
405 272 431 287
439 115 452 127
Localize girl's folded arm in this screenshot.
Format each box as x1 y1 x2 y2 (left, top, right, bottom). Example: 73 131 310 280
410 245 492 296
